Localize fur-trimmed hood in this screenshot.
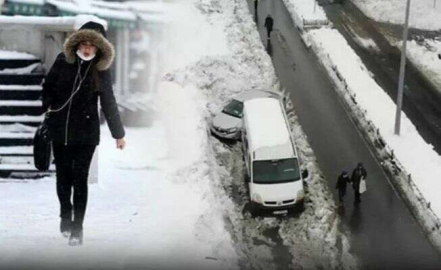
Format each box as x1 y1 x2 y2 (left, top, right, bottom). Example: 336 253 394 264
63 29 115 71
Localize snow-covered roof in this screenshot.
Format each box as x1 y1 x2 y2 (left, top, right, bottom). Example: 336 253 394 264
234 90 281 102
47 0 136 21
138 13 169 24
0 14 107 31
243 98 295 160
90 0 131 11
125 1 170 14
8 0 43 4
5 0 139 28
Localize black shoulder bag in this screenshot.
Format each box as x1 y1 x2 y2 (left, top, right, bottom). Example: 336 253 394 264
33 114 52 171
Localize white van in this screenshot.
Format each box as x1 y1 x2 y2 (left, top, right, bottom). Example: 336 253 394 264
242 98 306 215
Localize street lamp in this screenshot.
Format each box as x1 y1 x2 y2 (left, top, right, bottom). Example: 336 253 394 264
394 0 412 135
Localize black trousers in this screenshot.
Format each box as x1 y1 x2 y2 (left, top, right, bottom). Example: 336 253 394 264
338 189 346 203
355 189 361 202
53 144 96 231
266 28 272 38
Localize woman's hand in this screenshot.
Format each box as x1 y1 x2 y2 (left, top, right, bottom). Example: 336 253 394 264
116 138 126 150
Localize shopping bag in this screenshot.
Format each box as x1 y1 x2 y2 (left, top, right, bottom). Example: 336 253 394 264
359 179 367 194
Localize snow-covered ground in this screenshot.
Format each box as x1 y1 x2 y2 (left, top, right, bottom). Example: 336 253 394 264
350 0 441 31
348 0 441 94
397 39 441 93
282 0 328 28
285 0 441 250
0 0 357 269
0 123 239 270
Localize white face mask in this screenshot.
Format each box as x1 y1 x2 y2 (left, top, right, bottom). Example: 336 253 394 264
76 50 96 61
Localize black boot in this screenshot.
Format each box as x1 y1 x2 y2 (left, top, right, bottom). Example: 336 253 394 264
60 218 72 238
68 228 83 246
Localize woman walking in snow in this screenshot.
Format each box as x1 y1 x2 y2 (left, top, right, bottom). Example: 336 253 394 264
42 21 126 246
264 14 274 39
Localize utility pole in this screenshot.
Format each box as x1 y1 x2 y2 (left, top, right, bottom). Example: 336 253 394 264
394 0 411 135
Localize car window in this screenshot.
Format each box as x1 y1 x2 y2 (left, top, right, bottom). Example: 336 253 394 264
222 99 244 118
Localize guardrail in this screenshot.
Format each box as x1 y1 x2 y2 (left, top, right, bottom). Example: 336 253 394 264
303 18 330 29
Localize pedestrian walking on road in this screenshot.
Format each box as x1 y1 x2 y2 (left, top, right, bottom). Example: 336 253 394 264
253 0 259 22
42 20 126 246
336 171 349 206
264 14 274 39
351 162 367 204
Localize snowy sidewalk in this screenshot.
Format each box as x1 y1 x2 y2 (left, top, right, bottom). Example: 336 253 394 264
0 123 237 269
0 126 166 268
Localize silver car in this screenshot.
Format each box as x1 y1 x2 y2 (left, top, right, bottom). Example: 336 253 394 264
210 90 283 140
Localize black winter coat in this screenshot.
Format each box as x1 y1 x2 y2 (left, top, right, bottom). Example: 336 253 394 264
42 53 125 145
336 174 349 191
264 16 274 31
351 166 367 191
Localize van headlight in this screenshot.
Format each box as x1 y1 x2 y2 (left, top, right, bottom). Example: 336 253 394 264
296 189 305 201
252 193 263 204
226 127 238 134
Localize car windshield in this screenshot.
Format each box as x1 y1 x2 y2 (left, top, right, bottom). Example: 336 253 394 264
222 99 244 118
253 158 301 184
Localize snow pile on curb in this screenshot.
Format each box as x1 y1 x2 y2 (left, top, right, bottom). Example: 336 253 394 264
305 28 441 253
157 83 240 270
282 0 329 30
397 39 441 94
350 0 441 96
349 0 441 31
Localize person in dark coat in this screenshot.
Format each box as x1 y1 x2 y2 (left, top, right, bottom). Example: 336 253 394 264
351 162 367 204
264 14 274 39
336 171 349 205
253 0 259 22
42 21 126 246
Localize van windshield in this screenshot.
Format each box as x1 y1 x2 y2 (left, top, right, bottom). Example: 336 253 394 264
253 158 301 184
222 99 244 118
